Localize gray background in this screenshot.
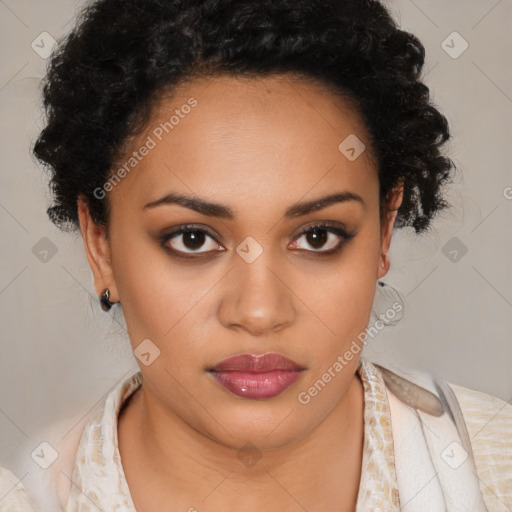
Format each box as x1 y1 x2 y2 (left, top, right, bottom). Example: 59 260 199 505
0 0 511 488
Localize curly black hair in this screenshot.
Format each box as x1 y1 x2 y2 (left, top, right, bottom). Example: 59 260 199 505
32 0 455 234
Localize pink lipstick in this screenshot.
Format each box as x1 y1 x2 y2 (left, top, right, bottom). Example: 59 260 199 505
208 353 305 399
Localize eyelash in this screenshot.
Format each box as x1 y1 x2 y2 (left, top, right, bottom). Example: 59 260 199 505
160 222 355 259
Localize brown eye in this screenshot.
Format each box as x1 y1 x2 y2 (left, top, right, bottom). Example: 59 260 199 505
161 226 223 255
304 227 329 250
181 230 206 250
290 223 354 254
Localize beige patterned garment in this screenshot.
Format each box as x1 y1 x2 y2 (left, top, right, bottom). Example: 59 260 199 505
0 467 38 512
1 359 510 511
62 360 512 511
355 360 401 511
62 359 400 511
451 383 512 512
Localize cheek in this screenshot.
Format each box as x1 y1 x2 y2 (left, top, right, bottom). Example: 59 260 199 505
109 231 192 344
301 228 381 346
317 277 374 338
290 233 380 408
110 231 221 373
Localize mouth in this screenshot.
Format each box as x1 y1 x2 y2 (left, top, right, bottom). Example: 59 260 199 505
207 353 306 400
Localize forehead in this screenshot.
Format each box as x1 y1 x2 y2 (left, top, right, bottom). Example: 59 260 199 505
110 74 378 211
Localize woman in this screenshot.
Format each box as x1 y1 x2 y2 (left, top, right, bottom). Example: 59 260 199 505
2 0 510 510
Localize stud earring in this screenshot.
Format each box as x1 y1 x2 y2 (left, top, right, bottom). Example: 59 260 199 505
100 288 115 312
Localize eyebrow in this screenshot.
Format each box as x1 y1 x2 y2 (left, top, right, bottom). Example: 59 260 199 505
143 191 365 219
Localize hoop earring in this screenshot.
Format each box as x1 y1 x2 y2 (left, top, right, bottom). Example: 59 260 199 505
370 280 405 326
100 288 115 312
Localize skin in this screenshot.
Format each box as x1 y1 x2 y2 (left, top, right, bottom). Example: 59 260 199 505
78 74 403 511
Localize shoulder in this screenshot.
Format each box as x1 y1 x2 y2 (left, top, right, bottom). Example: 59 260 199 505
0 466 37 511
449 383 512 511
4 370 142 511
6 412 91 512
371 360 511 510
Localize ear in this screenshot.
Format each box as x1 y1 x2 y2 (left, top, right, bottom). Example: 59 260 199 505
377 182 404 280
77 196 118 302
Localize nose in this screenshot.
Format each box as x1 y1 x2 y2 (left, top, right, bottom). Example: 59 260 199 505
217 255 296 337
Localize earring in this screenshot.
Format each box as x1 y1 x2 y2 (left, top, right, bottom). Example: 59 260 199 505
100 288 115 312
370 280 405 326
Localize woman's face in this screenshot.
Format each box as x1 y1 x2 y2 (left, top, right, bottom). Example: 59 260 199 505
80 74 401 450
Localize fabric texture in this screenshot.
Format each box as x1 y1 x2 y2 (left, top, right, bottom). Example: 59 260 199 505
451 383 512 512
65 359 404 511
355 360 400 510
0 467 38 512
1 359 510 511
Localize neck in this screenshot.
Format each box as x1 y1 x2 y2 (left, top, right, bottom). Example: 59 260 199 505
119 371 365 511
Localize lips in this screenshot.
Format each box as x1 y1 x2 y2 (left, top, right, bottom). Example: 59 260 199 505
207 353 306 399
209 353 305 372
